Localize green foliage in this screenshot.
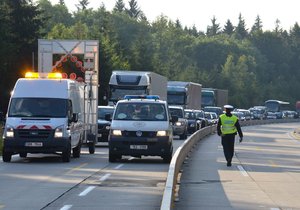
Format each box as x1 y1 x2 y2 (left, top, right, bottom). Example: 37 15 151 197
2 1 300 110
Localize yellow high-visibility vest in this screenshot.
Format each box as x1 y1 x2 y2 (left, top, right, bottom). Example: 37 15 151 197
220 114 238 134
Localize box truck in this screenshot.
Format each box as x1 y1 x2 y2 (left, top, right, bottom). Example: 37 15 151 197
201 88 228 108
2 72 85 162
167 81 202 109
108 70 167 104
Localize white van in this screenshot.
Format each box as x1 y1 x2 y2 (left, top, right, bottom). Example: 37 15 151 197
108 95 176 163
2 72 84 162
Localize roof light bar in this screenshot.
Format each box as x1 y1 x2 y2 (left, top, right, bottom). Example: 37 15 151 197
124 95 160 100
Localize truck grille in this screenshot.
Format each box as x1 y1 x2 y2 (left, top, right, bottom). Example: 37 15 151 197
17 129 52 139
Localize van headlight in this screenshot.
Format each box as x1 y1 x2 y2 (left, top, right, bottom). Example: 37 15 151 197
175 121 183 126
157 130 167 136
112 130 122 136
4 125 14 138
54 125 64 138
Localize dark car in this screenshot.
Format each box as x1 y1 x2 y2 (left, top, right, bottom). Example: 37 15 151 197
97 106 115 142
184 109 202 134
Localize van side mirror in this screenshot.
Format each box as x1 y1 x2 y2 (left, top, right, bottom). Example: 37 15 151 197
105 113 111 121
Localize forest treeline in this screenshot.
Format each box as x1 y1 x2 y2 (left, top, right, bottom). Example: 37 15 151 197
1 0 300 112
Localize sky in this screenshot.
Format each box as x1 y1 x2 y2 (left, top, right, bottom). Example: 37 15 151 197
49 0 299 32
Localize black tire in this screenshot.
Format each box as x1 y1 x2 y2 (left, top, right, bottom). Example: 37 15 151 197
19 152 27 158
108 152 117 162
179 131 187 140
163 147 173 163
3 149 12 162
88 143 95 154
62 145 71 162
72 142 81 158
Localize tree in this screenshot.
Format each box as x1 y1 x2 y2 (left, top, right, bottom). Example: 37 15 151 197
234 13 248 39
113 0 125 13
59 0 65 5
206 16 221 36
251 15 263 34
126 0 141 19
76 0 89 11
223 19 234 35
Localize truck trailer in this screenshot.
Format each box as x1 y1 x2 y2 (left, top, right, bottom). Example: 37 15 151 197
108 70 168 104
201 88 228 108
167 81 202 110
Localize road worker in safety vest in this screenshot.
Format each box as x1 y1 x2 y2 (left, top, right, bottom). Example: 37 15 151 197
217 105 243 167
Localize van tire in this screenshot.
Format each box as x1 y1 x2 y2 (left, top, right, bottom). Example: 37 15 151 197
72 142 81 158
62 145 71 162
19 152 27 158
109 152 117 162
163 147 173 163
3 149 12 162
88 143 95 154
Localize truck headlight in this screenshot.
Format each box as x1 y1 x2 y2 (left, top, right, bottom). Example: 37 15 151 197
157 130 167 136
54 126 64 138
112 130 122 136
4 125 14 138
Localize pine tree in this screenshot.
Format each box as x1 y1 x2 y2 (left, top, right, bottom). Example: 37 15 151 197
223 19 234 35
76 0 89 11
251 15 263 34
113 0 125 13
126 0 141 18
235 13 248 39
206 16 220 36
59 0 65 5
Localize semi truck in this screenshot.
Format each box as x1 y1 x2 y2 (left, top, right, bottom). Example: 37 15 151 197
201 88 228 108
167 81 202 109
108 70 167 104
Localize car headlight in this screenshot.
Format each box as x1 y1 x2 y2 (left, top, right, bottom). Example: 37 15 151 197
112 130 122 136
105 125 110 130
4 125 14 138
175 121 182 126
190 123 195 127
157 130 167 136
54 125 65 138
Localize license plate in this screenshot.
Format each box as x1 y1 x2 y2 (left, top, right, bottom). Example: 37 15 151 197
25 142 43 147
130 145 148 150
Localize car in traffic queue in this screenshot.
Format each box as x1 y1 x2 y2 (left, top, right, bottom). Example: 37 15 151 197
108 95 177 163
184 109 201 134
194 109 208 128
168 106 188 139
97 106 115 142
205 112 218 125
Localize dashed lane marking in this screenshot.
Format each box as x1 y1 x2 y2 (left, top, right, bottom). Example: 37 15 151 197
60 205 72 210
78 186 96 197
114 164 124 169
99 173 111 182
237 165 249 177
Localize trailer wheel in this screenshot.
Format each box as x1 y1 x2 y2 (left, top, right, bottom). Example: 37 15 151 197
3 149 12 162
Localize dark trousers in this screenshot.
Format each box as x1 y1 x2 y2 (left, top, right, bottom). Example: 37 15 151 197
221 134 236 163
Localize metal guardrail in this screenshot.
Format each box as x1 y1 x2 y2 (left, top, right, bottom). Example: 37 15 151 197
160 118 300 210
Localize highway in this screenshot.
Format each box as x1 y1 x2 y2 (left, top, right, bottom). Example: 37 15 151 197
174 122 300 210
1 122 300 210
0 139 183 210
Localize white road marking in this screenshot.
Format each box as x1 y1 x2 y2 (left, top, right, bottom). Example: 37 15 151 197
99 173 111 182
270 208 280 210
114 164 124 169
60 205 72 210
78 186 96 196
237 165 249 177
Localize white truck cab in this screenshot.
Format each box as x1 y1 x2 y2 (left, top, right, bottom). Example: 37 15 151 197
2 72 84 162
108 95 176 163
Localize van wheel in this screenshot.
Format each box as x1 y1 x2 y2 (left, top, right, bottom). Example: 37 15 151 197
72 142 81 158
88 143 95 154
2 149 12 162
62 145 71 162
19 152 27 158
163 147 173 163
109 152 118 162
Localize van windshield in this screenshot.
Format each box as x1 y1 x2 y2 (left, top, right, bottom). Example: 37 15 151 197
8 98 68 118
114 102 167 121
